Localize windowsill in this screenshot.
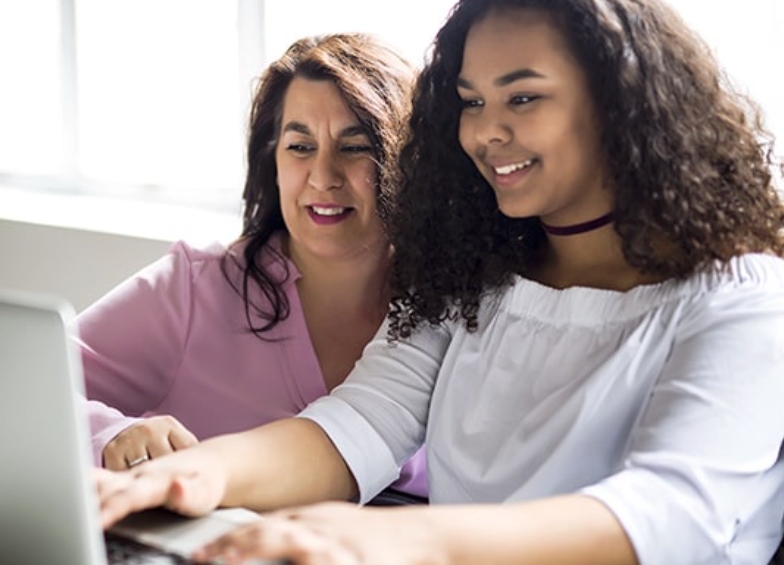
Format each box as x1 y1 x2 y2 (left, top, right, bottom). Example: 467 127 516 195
0 185 242 245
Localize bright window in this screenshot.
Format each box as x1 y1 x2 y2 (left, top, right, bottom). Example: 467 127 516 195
0 0 781 229
667 0 784 148
75 0 244 206
0 0 63 177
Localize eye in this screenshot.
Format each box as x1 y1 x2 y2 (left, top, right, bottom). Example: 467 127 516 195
509 94 540 106
459 97 484 112
342 144 373 154
286 143 314 154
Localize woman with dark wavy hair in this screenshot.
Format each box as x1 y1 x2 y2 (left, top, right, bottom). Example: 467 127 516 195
81 33 427 499
96 1 784 563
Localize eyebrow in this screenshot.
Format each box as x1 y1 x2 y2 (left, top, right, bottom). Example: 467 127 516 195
281 121 368 138
457 68 546 89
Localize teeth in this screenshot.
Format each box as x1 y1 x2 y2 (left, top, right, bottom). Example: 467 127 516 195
494 159 536 175
311 206 347 216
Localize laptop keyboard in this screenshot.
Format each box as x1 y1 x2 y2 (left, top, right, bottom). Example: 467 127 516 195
105 532 200 564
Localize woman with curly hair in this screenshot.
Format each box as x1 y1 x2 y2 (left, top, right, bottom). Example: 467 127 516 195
96 0 784 563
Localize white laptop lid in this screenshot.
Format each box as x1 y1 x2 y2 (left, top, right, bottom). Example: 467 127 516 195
0 287 278 565
0 287 107 565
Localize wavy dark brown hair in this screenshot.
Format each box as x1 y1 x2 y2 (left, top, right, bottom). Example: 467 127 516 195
388 0 784 339
221 33 415 337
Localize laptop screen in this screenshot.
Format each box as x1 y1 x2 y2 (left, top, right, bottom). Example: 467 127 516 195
0 287 282 565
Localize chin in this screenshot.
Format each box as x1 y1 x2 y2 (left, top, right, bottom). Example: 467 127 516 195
495 200 536 220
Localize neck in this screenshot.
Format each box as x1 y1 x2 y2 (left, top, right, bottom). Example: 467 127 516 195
540 211 614 236
533 223 649 291
287 236 392 314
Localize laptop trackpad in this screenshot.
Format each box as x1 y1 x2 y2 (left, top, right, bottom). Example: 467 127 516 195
109 507 276 562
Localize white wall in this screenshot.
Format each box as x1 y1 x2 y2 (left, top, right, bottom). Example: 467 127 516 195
0 217 172 313
0 186 241 312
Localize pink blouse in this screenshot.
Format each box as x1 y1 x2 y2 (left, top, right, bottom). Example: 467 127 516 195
79 235 427 498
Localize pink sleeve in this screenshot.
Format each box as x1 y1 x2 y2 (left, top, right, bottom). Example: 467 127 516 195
392 447 429 498
76 241 195 465
84 399 142 465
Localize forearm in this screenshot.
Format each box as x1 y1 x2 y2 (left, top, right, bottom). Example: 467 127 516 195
208 418 358 511
411 494 637 565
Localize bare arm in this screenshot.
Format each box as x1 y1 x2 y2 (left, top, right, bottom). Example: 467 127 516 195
220 418 357 509
96 418 356 528
194 494 637 565
425 495 636 565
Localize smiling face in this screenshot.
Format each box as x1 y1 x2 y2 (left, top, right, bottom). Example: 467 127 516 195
457 8 612 226
275 76 385 262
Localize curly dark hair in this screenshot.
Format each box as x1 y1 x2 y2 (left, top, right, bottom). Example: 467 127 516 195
221 33 415 337
388 0 784 339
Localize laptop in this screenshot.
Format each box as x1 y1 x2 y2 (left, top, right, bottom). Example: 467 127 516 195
0 287 278 564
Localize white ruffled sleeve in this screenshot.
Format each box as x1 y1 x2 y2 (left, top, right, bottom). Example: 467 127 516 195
298 318 451 503
582 256 784 565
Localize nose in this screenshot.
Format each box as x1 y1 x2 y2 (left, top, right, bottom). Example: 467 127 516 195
471 106 512 146
308 148 344 191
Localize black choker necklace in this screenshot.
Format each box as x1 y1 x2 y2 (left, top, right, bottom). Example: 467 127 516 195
540 211 614 236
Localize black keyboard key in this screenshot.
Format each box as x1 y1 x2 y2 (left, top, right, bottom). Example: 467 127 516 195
104 532 198 564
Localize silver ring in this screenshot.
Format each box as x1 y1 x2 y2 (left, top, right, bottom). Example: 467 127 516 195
127 454 150 468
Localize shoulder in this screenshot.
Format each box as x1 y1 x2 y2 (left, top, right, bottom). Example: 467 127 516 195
678 252 784 323
74 241 231 328
167 239 229 268
221 233 298 280
675 253 784 314
674 254 784 347
710 252 784 290
481 253 784 329
143 239 235 297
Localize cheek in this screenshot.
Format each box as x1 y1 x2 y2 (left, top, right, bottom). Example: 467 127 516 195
563 108 602 156
351 161 379 198
458 116 473 154
276 173 300 223
275 160 308 209
276 170 295 200
276 170 296 194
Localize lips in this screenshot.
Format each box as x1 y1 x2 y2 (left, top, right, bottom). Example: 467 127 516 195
306 205 353 225
484 157 539 188
310 205 348 216
493 158 537 176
